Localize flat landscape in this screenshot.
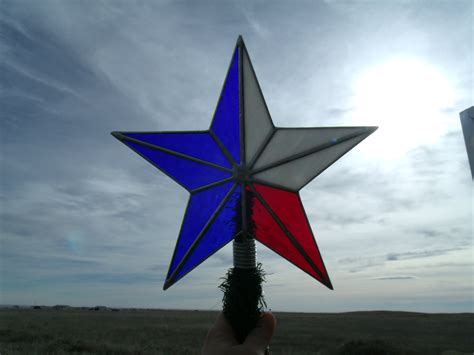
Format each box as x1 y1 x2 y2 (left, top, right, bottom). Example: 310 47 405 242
0 307 472 354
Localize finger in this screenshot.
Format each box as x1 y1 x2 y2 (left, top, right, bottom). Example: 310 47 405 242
205 313 239 346
243 312 276 351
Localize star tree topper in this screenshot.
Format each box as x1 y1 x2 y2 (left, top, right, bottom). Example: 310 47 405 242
112 36 376 290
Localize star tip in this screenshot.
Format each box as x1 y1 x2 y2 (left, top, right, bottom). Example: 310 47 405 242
236 35 245 46
324 278 334 290
162 280 172 290
367 126 378 134
359 126 378 138
163 277 176 290
111 131 124 140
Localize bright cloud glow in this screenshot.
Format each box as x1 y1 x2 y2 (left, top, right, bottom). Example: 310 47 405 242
351 58 455 159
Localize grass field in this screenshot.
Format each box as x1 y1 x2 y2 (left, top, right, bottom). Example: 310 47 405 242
0 307 473 354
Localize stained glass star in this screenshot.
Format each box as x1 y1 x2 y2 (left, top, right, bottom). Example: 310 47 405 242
112 36 376 290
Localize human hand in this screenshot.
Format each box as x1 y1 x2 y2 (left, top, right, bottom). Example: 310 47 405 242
202 312 276 355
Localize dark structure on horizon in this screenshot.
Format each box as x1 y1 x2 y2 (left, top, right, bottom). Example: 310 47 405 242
460 106 474 179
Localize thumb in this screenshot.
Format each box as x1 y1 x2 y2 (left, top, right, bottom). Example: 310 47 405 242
243 312 276 352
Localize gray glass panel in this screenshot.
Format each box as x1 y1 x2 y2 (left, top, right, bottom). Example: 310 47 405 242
253 133 370 190
243 48 273 164
253 127 368 170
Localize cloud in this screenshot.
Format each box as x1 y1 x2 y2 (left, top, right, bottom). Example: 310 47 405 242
414 229 443 238
369 276 418 280
336 247 472 276
146 264 169 272
385 249 460 261
238 5 270 40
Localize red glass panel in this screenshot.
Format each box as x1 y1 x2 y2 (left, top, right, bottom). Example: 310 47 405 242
249 183 332 288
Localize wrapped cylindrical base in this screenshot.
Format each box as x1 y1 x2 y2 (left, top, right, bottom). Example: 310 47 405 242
220 239 266 343
233 239 256 269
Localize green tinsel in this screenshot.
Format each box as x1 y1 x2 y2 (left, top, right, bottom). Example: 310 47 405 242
219 263 267 343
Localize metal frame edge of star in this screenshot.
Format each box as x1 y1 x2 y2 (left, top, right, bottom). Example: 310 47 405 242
112 35 377 291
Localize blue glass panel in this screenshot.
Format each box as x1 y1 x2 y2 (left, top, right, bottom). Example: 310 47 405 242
123 131 232 168
211 48 240 164
173 184 241 282
166 181 235 278
124 141 232 190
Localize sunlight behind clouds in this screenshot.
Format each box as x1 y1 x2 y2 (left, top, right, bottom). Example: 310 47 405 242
351 58 456 159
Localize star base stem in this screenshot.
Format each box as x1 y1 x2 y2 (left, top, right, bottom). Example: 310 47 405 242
219 240 266 343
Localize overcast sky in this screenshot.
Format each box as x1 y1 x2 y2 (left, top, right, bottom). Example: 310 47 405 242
1 0 472 313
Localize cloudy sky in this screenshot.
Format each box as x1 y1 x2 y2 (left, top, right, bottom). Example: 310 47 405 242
1 0 472 313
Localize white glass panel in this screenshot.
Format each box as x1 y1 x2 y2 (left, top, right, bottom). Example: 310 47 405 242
253 133 371 190
253 127 370 170
243 47 274 164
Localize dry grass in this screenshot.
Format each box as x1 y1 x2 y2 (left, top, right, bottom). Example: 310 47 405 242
0 308 472 354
